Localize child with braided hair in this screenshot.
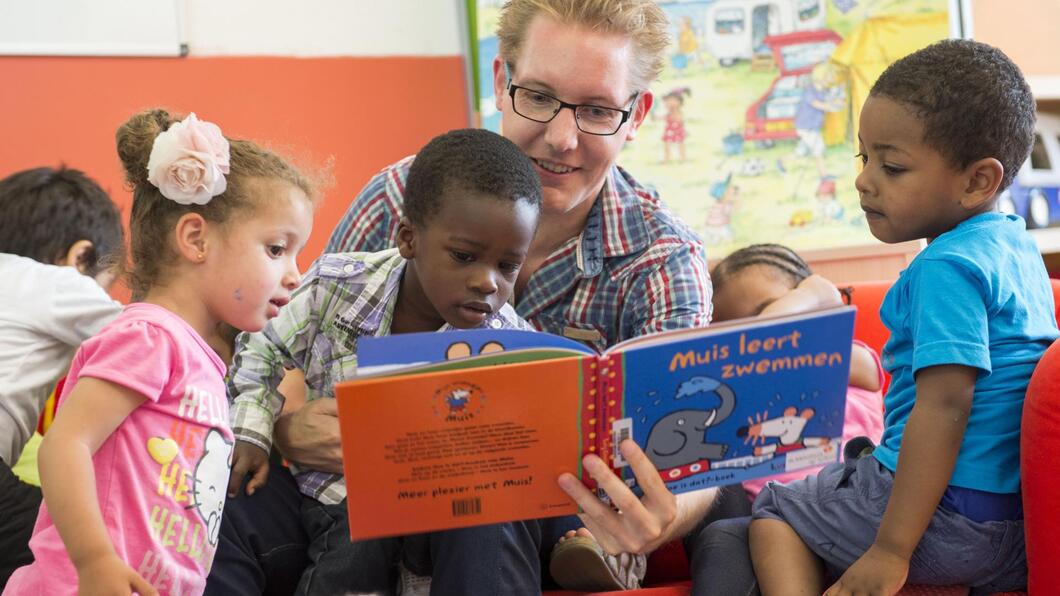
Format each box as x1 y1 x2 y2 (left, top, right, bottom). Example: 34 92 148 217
682 243 884 596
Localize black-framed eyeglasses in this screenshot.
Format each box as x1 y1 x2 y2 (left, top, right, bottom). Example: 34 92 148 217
507 82 639 136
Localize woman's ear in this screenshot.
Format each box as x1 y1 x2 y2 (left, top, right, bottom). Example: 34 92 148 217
57 239 96 274
397 217 416 259
173 213 210 263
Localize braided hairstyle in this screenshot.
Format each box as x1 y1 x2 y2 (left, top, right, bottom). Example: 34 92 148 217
712 244 852 304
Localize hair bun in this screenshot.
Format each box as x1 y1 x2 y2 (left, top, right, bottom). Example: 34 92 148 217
115 108 179 189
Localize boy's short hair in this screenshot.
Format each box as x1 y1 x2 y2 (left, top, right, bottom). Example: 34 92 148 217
404 128 542 226
870 39 1035 193
0 166 124 276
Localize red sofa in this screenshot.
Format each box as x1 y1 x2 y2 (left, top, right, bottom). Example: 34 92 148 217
546 279 1060 596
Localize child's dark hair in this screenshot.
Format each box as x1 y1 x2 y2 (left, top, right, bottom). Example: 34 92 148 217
870 39 1035 192
116 108 316 299
713 243 813 292
403 128 542 226
713 243 853 304
664 86 691 104
0 166 124 277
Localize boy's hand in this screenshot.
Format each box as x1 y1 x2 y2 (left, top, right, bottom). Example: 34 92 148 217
824 544 908 596
77 554 158 596
228 440 270 498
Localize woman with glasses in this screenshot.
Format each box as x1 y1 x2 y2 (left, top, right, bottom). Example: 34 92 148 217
206 2 745 594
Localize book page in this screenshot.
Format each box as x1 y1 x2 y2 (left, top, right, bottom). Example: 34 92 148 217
358 328 594 376
607 306 855 496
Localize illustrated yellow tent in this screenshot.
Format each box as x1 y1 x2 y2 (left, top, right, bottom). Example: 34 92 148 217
822 12 950 145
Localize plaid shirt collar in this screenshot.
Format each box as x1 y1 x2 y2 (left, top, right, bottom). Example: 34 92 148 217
333 249 525 336
334 249 405 337
575 165 651 277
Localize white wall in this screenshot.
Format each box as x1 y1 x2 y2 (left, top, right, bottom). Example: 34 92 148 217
185 0 465 57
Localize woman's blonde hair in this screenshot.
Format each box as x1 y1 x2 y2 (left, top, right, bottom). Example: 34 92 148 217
116 108 316 298
496 0 671 91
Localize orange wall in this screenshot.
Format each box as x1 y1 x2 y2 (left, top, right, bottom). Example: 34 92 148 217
972 0 1060 77
0 55 470 296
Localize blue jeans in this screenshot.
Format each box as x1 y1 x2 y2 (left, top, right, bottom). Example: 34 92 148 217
403 515 582 595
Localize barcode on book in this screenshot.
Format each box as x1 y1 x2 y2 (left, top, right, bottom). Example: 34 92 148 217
612 418 633 467
451 497 482 517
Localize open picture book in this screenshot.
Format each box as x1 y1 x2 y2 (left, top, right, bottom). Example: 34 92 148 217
335 305 856 539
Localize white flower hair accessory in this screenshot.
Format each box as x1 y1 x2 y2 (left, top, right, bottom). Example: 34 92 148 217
146 113 231 206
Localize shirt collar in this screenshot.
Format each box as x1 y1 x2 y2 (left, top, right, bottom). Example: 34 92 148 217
576 165 651 277
336 249 406 336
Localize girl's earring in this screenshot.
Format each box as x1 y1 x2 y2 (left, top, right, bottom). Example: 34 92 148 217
197 252 206 262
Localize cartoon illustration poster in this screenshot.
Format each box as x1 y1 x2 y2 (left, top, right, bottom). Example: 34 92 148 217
473 0 964 259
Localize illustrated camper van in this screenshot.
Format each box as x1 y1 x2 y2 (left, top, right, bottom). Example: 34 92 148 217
742 29 842 148
704 0 826 67
998 113 1060 230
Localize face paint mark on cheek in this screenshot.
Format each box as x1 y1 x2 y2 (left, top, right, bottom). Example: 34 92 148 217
234 289 243 302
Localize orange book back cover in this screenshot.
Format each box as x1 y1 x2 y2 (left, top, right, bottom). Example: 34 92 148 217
335 358 586 540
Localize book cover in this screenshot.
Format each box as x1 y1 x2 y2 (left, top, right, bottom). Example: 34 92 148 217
336 306 855 539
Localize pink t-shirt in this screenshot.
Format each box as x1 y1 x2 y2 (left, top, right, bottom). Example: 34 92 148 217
743 340 885 499
6 304 232 596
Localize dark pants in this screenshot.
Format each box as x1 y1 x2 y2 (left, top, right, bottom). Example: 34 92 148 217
403 514 581 596
206 461 580 595
205 463 309 596
684 484 757 596
297 498 400 595
0 458 41 590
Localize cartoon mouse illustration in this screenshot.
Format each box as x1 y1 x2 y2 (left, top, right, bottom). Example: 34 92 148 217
446 388 471 412
644 376 736 473
737 406 828 455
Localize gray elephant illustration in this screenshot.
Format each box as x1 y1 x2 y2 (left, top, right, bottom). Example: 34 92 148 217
644 376 736 470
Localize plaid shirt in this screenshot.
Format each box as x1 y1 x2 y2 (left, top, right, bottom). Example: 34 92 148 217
228 249 531 504
327 157 712 353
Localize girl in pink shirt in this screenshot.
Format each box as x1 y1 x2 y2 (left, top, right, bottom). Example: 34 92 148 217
4 109 316 596
710 243 885 499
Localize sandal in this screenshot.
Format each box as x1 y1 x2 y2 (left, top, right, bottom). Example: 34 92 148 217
549 535 647 592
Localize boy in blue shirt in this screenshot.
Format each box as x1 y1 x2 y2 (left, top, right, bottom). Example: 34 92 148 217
749 40 1059 595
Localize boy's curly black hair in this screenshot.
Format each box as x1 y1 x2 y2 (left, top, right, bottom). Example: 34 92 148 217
870 39 1035 192
0 166 124 276
404 128 542 226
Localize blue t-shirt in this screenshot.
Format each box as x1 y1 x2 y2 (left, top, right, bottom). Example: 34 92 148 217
873 212 1058 493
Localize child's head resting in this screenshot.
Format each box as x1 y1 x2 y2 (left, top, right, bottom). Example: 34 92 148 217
711 243 812 322
857 39 1034 243
396 128 542 330
0 166 124 287
116 108 317 331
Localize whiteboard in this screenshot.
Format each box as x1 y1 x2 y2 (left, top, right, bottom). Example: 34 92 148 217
0 0 184 57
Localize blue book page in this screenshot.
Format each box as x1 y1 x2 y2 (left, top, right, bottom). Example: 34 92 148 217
357 328 595 375
611 307 856 496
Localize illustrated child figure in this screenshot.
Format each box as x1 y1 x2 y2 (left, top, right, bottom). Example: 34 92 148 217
4 109 317 596
750 40 1059 595
662 86 691 163
0 167 124 588
786 61 844 181
703 173 739 246
224 128 542 594
709 243 884 500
